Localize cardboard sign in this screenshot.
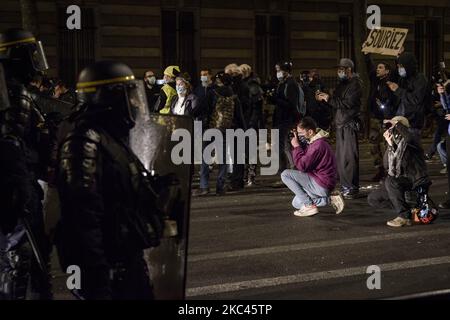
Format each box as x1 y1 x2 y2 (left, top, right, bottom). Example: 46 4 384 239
362 27 408 56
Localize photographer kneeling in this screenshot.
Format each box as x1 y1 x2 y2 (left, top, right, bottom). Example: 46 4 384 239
367 116 431 227
281 117 344 217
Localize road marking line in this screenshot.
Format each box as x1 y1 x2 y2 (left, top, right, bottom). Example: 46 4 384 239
189 228 450 262
186 255 450 297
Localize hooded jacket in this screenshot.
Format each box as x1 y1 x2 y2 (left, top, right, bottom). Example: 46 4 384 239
291 129 337 191
383 122 430 189
328 75 362 128
241 75 264 129
155 82 177 114
394 52 429 129
274 76 300 126
364 54 398 120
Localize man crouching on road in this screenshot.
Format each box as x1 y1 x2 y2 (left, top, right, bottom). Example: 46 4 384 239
368 116 431 227
281 117 344 217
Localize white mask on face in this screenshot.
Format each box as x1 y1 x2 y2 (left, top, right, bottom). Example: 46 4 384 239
200 76 208 82
276 71 284 81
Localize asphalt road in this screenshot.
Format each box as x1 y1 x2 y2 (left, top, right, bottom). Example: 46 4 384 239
186 141 450 300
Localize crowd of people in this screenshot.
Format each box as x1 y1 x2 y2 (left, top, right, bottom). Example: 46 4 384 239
0 26 448 301
140 46 444 230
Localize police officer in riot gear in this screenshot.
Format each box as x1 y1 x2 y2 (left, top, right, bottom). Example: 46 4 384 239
56 60 165 300
0 28 52 300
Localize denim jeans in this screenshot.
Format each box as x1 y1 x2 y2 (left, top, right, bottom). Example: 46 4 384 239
199 139 227 192
281 169 330 209
437 140 447 165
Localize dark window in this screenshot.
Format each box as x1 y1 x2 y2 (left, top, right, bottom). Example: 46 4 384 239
339 16 354 66
162 11 177 66
58 7 96 88
415 19 440 78
255 15 286 81
255 15 267 81
161 10 196 79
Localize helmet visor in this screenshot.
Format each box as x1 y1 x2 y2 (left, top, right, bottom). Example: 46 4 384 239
125 80 149 123
29 41 49 72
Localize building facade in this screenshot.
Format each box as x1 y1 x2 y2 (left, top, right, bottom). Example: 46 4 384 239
1 0 450 86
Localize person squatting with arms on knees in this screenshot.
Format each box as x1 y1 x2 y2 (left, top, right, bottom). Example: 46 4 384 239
55 61 166 299
281 117 344 217
367 116 431 227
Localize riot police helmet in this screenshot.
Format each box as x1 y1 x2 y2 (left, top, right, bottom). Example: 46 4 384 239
76 60 148 130
0 28 49 81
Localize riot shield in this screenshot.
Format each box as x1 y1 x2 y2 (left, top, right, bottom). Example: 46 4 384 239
130 113 193 300
0 63 10 110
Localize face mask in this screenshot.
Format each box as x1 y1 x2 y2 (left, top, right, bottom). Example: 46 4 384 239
156 79 165 85
338 71 347 80
176 85 187 95
201 76 208 82
145 76 156 87
398 67 407 78
277 71 284 81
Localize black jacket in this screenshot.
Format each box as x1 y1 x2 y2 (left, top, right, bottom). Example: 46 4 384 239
193 84 215 128
274 76 300 126
241 76 264 129
383 123 430 189
394 53 429 130
0 135 43 234
56 118 164 299
144 84 160 111
303 79 331 129
328 75 362 128
365 54 398 120
170 93 201 119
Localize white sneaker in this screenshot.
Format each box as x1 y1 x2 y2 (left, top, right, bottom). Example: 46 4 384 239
294 205 319 217
330 191 345 214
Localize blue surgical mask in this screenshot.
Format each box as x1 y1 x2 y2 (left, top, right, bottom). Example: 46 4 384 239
338 71 347 80
176 85 187 95
398 67 407 78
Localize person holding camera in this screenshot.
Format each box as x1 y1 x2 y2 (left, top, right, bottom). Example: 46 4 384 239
316 58 362 199
273 61 303 173
386 52 429 137
281 117 344 217
363 50 398 182
367 116 431 227
301 70 330 130
436 84 450 209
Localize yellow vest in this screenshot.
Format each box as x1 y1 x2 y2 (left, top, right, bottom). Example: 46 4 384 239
159 84 177 114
